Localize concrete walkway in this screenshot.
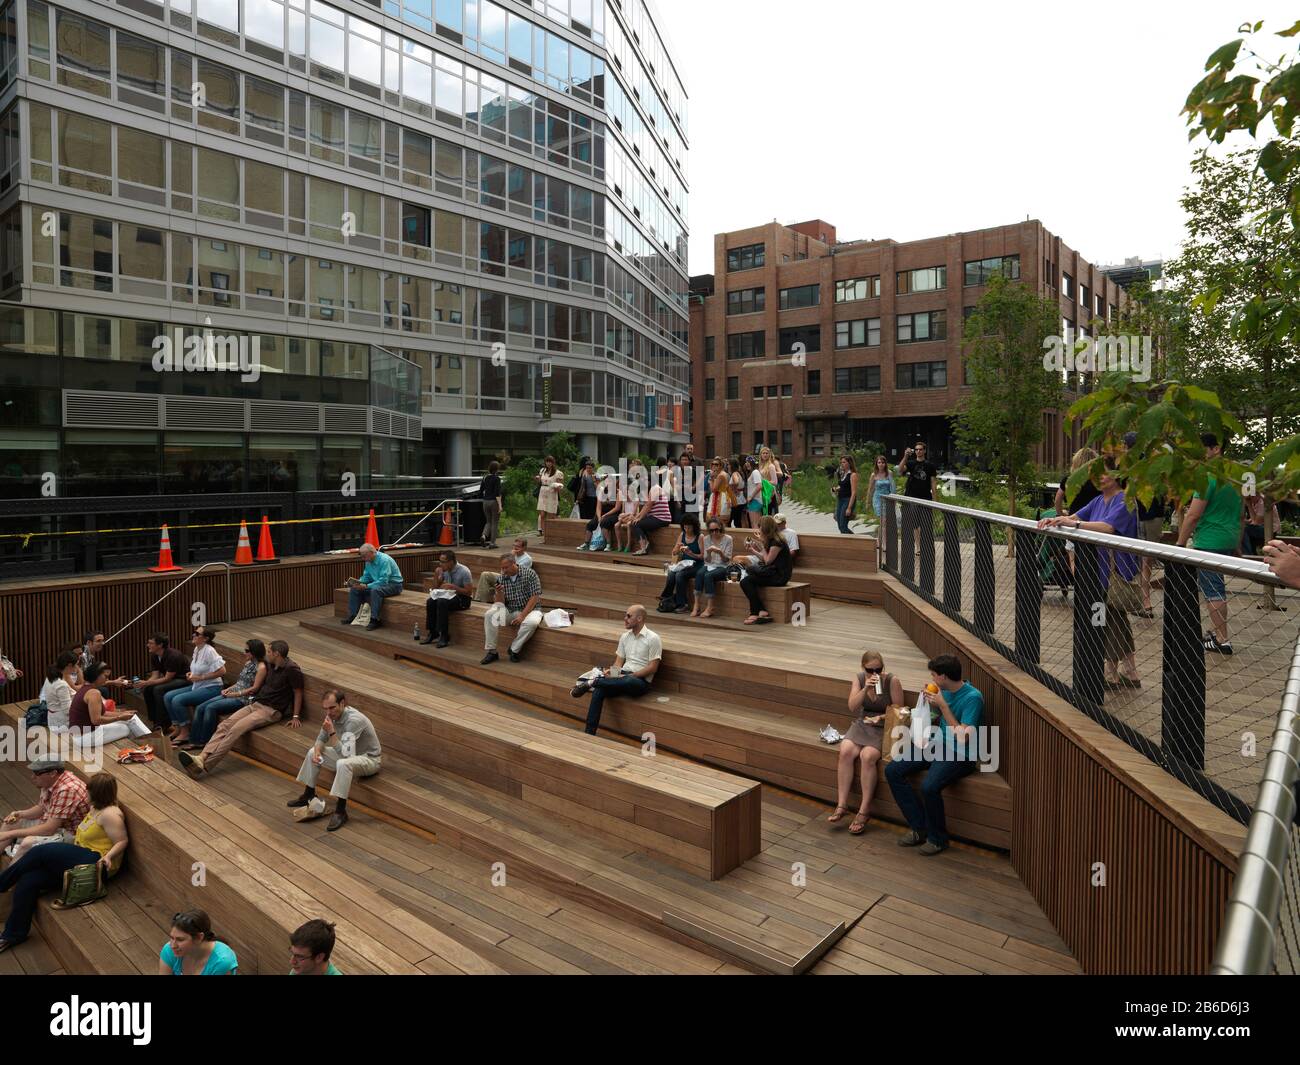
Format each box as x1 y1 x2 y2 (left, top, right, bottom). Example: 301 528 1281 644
776 498 877 537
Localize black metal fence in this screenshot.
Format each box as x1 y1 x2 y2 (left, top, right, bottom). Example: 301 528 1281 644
883 495 1298 825
0 482 482 579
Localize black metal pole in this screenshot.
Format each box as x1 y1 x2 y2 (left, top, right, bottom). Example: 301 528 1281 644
1162 560 1207 771
973 520 994 635
1072 540 1105 712
1014 529 1041 667
919 505 936 595
942 510 961 611
884 496 898 574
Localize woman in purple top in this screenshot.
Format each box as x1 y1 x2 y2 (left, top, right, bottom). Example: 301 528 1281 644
1039 459 1141 690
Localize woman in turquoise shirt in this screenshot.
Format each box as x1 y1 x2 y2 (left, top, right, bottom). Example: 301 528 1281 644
158 910 239 975
867 454 894 521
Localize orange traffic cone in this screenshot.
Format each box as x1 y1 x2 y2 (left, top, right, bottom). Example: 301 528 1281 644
255 515 279 565
233 520 255 566
438 508 455 546
363 508 380 549
149 525 184 573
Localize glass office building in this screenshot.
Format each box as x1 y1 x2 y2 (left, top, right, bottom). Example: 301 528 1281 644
0 0 689 495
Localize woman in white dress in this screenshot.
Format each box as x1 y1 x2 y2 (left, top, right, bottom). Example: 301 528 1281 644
534 455 564 539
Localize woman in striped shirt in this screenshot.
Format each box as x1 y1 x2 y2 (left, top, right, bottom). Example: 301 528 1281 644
630 478 674 556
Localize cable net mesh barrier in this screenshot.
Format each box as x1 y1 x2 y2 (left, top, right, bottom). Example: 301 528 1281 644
881 496 1299 819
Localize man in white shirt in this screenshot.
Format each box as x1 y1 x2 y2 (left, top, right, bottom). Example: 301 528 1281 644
773 514 800 557
571 605 661 735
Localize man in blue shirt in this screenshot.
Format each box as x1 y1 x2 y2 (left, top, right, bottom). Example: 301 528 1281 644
342 543 404 631
885 654 985 856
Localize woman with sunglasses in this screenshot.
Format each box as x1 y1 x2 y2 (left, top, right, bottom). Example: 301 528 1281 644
830 650 904 835
177 639 268 752
164 627 228 747
691 520 734 619
704 457 734 527
658 516 703 613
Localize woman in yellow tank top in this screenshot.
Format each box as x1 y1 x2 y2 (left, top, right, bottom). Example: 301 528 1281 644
0 771 128 953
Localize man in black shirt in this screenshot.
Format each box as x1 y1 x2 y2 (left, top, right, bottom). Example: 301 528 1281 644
899 443 939 555
480 461 503 548
180 639 304 779
110 632 189 729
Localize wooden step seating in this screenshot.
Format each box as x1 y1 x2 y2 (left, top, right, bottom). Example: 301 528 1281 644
538 517 881 605
441 547 811 625
206 627 859 973
0 703 507 975
211 633 761 881
309 597 1011 850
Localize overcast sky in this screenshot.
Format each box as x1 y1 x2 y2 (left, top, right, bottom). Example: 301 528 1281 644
652 0 1293 275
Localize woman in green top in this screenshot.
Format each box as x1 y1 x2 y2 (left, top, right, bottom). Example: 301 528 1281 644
158 910 238 975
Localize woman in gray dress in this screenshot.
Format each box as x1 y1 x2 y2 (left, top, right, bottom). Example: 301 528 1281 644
829 650 905 835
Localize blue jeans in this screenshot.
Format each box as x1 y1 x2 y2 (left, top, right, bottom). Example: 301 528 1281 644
835 497 853 534
884 744 978 847
584 675 651 735
694 564 729 598
165 685 223 726
191 695 245 747
661 561 701 607
0 842 103 943
347 580 404 621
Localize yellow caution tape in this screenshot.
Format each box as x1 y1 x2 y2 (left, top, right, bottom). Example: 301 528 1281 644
1 506 460 548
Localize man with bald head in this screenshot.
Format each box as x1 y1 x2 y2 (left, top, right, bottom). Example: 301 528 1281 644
343 543 404 631
571 604 661 735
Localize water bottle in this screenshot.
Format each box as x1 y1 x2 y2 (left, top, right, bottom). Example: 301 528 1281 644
131 675 140 687
412 624 420 642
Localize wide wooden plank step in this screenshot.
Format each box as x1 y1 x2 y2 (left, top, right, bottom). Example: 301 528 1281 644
300 613 1012 851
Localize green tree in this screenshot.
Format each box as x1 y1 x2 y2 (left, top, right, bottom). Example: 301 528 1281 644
1163 147 1300 451
953 274 1063 549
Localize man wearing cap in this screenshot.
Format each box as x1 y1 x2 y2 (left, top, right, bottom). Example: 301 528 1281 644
773 514 800 560
0 761 89 860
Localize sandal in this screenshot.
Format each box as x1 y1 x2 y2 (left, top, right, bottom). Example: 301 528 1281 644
827 806 848 824
700 609 715 619
850 813 869 835
743 615 760 625
754 615 774 626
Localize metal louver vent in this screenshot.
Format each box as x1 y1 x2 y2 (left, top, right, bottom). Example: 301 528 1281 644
249 401 321 432
164 396 246 430
322 405 369 433
371 409 392 436
64 390 162 429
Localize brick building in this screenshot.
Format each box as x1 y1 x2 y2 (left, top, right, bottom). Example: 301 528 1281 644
689 219 1125 472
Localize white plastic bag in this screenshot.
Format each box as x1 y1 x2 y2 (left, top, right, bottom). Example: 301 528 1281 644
544 608 574 629
126 715 152 740
351 604 372 627
910 692 933 748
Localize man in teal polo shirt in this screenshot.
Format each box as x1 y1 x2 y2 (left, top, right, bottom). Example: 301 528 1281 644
885 654 985 856
1177 434 1243 656
289 920 343 975
343 543 404 631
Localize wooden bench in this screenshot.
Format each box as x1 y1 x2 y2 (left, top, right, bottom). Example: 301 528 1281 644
539 518 879 604
308 605 1012 850
212 634 762 881
0 704 506 975
444 549 812 623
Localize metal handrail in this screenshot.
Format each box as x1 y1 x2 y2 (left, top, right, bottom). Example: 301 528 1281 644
884 494 1285 587
384 499 460 551
1212 631 1300 974
104 562 234 646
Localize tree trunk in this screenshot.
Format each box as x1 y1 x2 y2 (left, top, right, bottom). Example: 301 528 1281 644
1263 497 1279 611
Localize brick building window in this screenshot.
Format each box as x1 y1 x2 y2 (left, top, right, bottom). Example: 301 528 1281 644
1062 272 1075 299
752 386 764 399
806 369 821 395
726 331 765 359
727 287 765 315
780 325 821 355
704 335 715 362
726 376 738 400
705 378 716 400
835 318 880 349
896 361 948 389
896 310 946 343
834 366 880 393
897 266 947 294
782 429 792 455
779 284 819 310
964 255 1020 286
731 431 741 455
727 243 764 271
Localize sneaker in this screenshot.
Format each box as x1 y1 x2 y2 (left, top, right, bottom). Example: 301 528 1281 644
919 841 949 856
577 543 589 551
570 681 591 698
366 620 382 631
896 830 925 847
480 651 499 665
1203 633 1234 655
340 616 355 626
178 751 205 778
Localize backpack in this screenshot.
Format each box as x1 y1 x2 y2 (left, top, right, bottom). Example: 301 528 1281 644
25 700 48 728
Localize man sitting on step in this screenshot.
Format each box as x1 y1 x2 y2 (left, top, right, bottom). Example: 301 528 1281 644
179 640 304 779
572 605 661 735
421 550 473 648
287 689 381 832
482 555 544 665
475 538 533 602
342 544 404 631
